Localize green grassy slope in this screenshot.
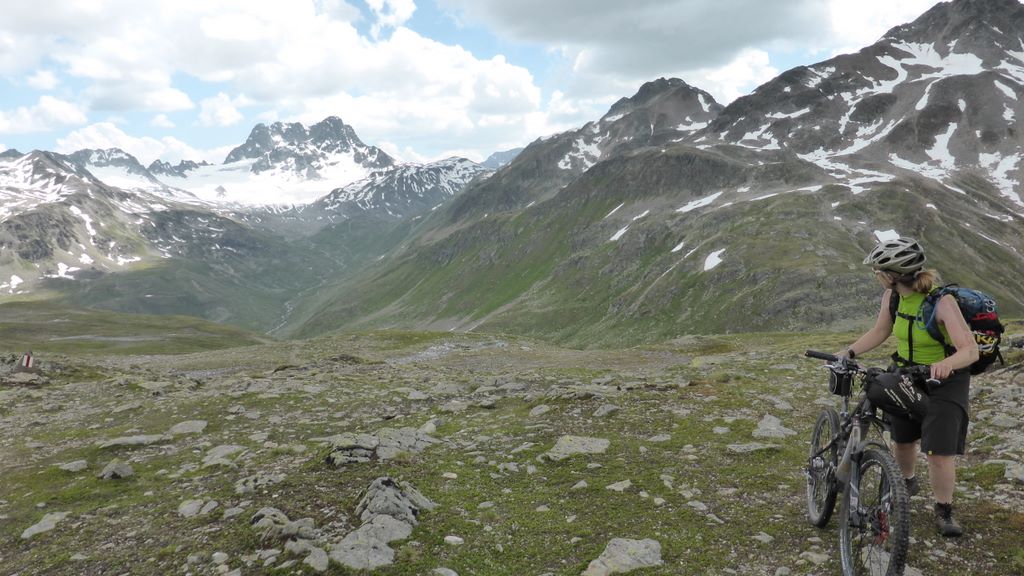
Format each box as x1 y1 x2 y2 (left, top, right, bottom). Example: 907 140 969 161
287 145 1024 347
0 300 267 355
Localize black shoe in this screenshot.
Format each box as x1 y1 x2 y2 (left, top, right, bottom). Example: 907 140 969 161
934 502 963 537
904 475 920 497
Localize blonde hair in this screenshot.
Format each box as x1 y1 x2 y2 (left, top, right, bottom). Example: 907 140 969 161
908 268 939 293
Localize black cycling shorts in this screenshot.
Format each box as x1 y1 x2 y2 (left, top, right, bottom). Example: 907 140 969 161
886 370 970 456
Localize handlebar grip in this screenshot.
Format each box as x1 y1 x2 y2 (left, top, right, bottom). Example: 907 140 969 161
805 350 839 362
905 365 943 387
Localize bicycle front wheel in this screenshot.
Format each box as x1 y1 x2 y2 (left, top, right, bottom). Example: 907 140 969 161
806 408 840 527
838 447 910 576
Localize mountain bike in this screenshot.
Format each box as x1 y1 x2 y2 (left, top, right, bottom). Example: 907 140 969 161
803 350 938 576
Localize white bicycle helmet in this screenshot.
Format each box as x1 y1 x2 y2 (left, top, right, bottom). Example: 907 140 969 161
863 236 926 274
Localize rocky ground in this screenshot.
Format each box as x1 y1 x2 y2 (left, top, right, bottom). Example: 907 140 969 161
1 330 1022 575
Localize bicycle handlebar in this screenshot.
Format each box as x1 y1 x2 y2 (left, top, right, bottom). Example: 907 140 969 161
804 349 941 387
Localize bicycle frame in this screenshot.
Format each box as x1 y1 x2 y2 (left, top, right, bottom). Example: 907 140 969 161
809 376 892 484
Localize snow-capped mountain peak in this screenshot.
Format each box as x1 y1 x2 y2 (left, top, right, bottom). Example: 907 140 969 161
317 156 489 217
223 116 394 173
695 0 1024 207
148 159 210 179
147 116 400 206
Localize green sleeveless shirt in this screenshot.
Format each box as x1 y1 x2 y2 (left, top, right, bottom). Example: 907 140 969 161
893 291 949 365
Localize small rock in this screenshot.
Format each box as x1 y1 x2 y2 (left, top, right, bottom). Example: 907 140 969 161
752 415 797 439
433 569 459 576
605 480 632 492
21 511 70 540
442 472 458 480
329 515 410 569
212 552 229 565
179 500 205 518
799 551 830 565
97 460 133 480
235 472 286 495
444 535 464 546
647 434 671 443
202 445 246 468
752 532 774 544
168 420 208 436
97 435 167 449
583 538 662 576
593 404 620 418
687 501 708 512
6 373 47 385
544 436 610 461
59 460 88 473
223 507 246 520
529 405 552 417
572 481 588 490
498 462 519 473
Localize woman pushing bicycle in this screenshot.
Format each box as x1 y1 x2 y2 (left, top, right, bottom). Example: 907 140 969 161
837 236 978 538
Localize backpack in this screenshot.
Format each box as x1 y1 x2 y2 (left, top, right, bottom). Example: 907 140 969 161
889 285 1005 375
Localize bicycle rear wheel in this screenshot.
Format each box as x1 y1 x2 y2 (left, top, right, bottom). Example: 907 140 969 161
806 408 840 527
838 447 910 576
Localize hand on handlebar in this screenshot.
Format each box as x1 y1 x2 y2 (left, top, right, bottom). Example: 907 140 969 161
929 359 955 381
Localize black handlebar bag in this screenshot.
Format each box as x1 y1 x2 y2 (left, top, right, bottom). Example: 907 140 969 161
865 371 930 422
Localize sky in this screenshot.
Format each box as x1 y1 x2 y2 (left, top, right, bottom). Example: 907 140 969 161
0 0 955 166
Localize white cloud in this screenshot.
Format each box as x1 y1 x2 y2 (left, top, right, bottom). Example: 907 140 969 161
0 96 87 134
26 69 59 90
827 0 941 55
429 0 962 118
199 92 244 127
151 114 175 128
438 0 828 77
316 0 362 21
55 122 218 165
366 0 416 37
687 49 779 105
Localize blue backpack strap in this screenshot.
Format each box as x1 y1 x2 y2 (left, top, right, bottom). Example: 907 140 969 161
922 286 957 356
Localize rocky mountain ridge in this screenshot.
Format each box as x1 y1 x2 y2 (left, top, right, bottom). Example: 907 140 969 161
0 119 490 330
287 0 1024 343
